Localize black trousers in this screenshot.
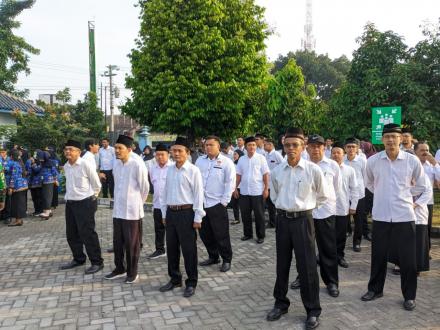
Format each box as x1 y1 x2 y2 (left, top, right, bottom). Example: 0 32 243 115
265 191 277 227
240 194 265 239
52 184 59 208
427 204 433 249
353 197 367 246
166 208 198 287
314 216 339 286
363 189 373 235
100 170 114 198
200 203 232 263
335 215 349 259
230 193 240 222
30 187 43 214
41 183 54 210
153 208 165 252
368 221 417 300
273 212 321 317
11 190 27 218
65 197 103 265
113 218 141 278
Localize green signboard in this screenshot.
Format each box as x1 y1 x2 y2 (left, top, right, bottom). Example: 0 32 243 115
371 106 402 144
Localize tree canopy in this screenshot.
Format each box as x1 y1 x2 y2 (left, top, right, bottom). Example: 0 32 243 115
124 0 269 142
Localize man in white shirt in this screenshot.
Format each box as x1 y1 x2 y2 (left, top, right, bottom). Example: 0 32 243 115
234 136 270 244
196 136 236 272
344 137 369 252
220 141 234 161
264 138 284 228
235 137 247 155
82 139 99 169
255 133 267 155
266 127 326 330
159 137 205 298
401 128 414 151
98 138 115 198
306 134 342 298
361 124 425 312
59 139 103 274
147 144 173 259
104 135 149 284
414 142 439 252
331 142 359 269
324 138 333 159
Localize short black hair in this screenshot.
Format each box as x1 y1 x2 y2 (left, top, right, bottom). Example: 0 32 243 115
84 139 98 151
204 135 221 144
101 137 110 142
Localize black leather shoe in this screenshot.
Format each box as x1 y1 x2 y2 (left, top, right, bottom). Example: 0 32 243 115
199 258 220 266
290 278 301 289
241 236 252 241
305 316 319 329
220 262 231 272
266 307 287 321
107 247 114 253
392 266 400 275
403 300 416 311
327 283 339 297
364 233 372 241
59 260 85 270
256 238 264 244
338 258 349 268
159 281 182 292
353 245 361 252
183 286 195 298
85 264 104 274
361 291 383 301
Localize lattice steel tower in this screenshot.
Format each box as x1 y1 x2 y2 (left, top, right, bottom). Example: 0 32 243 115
301 0 316 51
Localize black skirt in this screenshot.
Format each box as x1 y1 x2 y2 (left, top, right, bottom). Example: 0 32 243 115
11 190 27 219
41 183 54 210
416 224 430 272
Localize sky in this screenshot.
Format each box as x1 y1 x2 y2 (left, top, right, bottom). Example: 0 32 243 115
14 0 440 108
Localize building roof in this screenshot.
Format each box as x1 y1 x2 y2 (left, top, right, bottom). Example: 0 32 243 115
0 90 45 115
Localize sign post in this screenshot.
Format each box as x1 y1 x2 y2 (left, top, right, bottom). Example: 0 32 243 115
371 106 402 144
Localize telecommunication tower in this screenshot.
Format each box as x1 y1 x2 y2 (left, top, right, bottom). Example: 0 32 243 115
301 0 316 52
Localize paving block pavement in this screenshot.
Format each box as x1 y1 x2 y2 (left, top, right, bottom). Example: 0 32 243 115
0 204 439 329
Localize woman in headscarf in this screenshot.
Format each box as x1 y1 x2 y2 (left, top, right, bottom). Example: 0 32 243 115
37 150 58 220
142 145 154 162
26 150 43 216
47 146 60 210
7 149 28 226
360 141 377 159
230 149 244 225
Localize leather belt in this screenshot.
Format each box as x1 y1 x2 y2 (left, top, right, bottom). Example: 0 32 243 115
168 204 193 211
277 209 311 219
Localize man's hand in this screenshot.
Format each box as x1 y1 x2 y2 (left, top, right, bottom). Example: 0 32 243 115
349 209 356 215
426 152 438 166
193 222 202 230
7 188 12 196
99 173 106 180
54 181 59 187
263 188 269 200
0 202 4 211
233 189 240 199
162 219 166 225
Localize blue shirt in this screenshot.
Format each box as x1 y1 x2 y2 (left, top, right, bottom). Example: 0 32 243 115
8 160 28 191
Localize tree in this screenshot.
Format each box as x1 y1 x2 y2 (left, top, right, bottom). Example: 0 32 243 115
273 51 351 101
0 0 39 96
70 92 106 140
329 23 410 140
257 59 327 138
124 0 269 143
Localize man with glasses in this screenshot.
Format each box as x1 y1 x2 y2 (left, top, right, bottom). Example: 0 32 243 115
361 124 425 311
266 127 327 330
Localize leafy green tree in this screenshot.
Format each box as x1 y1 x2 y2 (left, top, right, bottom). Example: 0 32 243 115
70 92 105 140
0 0 39 96
258 59 327 138
273 50 350 101
124 0 269 142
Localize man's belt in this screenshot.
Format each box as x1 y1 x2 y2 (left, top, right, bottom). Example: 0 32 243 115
277 209 311 219
168 204 193 211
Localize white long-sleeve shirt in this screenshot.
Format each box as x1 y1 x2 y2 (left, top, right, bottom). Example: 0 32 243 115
312 157 342 219
236 153 270 196
99 146 115 171
195 154 236 208
422 161 440 205
149 160 173 214
112 154 150 220
344 154 366 200
270 158 328 212
161 160 206 223
366 150 425 223
265 149 284 171
412 173 432 225
336 163 359 216
64 157 101 201
82 151 98 170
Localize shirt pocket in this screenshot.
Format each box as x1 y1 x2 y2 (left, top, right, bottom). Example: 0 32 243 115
253 164 261 177
394 164 412 188
297 180 311 200
74 172 88 190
